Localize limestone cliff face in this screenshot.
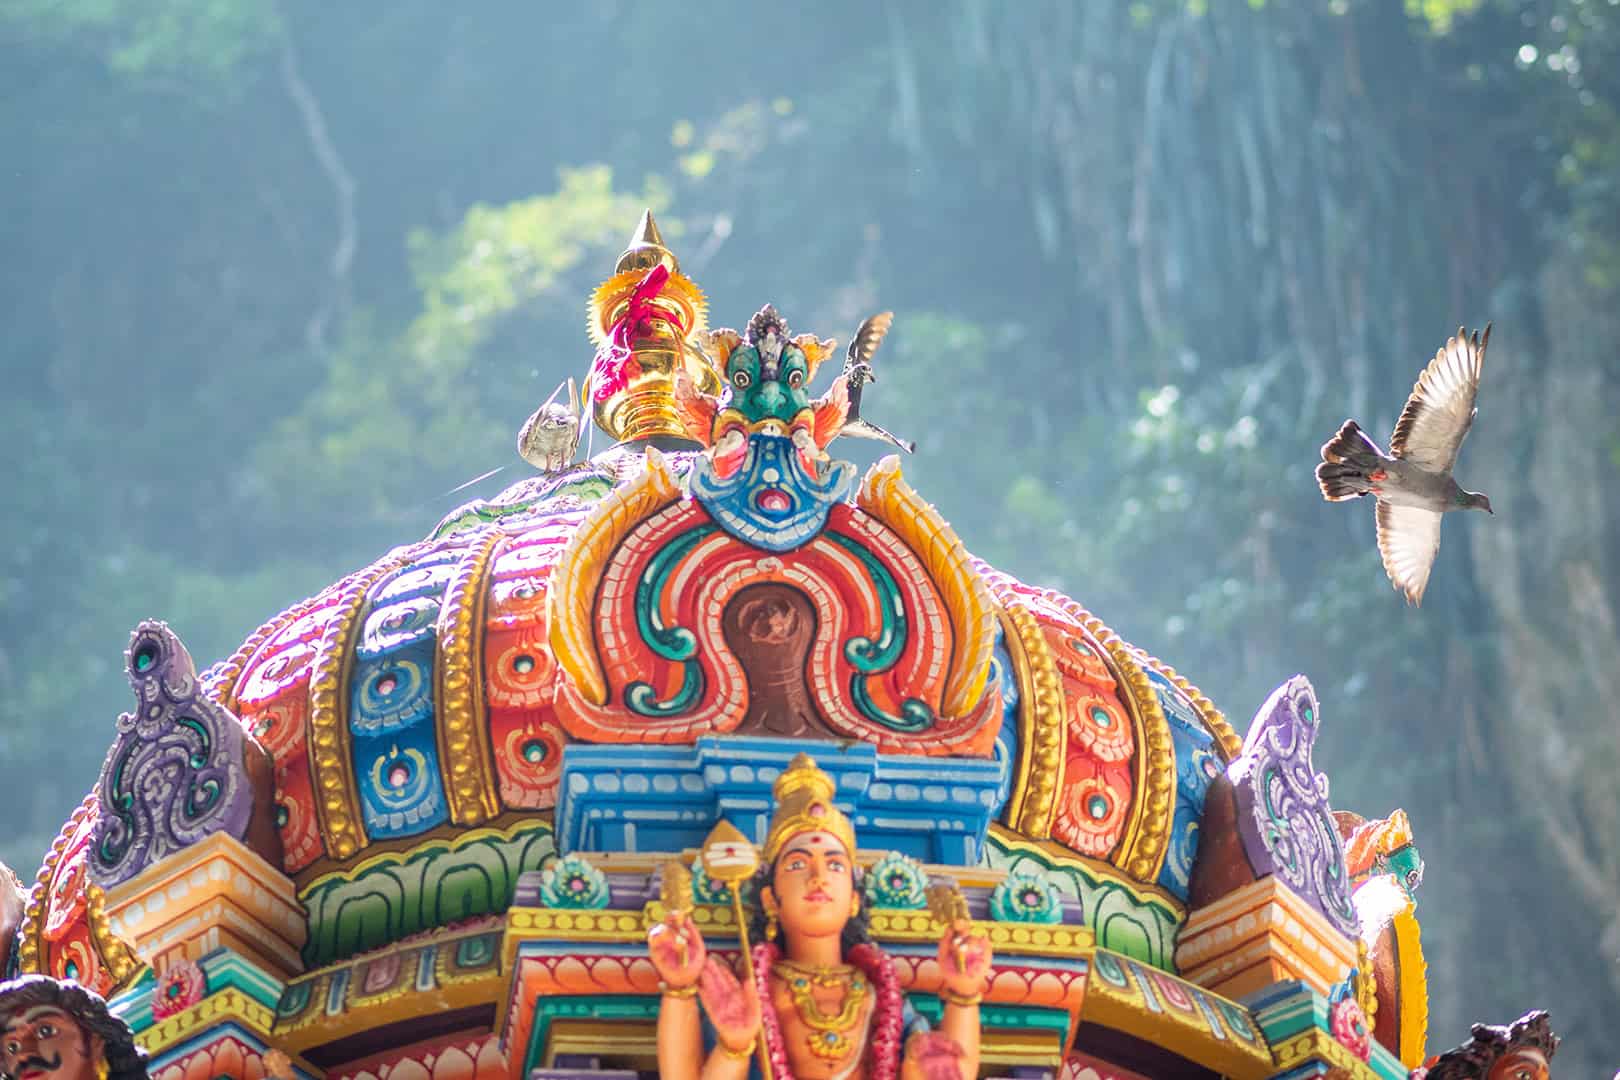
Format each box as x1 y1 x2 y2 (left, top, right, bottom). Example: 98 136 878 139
1466 252 1620 1008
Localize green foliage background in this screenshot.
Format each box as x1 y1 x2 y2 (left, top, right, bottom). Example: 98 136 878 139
2 0 1617 1068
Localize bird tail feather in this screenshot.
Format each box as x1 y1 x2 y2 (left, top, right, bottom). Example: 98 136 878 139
1316 420 1383 501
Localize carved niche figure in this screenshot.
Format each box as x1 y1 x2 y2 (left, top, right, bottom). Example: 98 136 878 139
647 754 993 1079
1419 1010 1559 1080
0 975 149 1080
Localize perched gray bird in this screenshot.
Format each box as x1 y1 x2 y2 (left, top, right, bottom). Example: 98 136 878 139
1316 325 1494 606
517 376 585 472
839 311 916 454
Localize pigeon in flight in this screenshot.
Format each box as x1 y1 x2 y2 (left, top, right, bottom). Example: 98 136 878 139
1316 325 1494 606
839 311 916 453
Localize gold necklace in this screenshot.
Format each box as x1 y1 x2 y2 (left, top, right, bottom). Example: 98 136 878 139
772 960 868 1060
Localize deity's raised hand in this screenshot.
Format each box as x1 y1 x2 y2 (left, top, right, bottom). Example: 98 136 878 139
647 909 706 990
900 1030 968 1080
937 918 993 999
697 955 761 1056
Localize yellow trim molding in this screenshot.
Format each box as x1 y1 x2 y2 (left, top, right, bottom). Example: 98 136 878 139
435 528 506 825
856 455 997 717
546 447 682 706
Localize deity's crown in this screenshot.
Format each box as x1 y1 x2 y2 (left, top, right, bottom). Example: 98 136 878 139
1344 808 1414 877
584 210 722 443
762 753 857 865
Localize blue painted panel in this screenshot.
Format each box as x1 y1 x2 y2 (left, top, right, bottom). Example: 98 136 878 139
555 737 1006 865
988 622 1021 819
1148 670 1223 900
352 721 450 838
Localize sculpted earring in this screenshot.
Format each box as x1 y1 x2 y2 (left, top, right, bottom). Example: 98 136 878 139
96 1061 110 1080
849 897 860 918
766 907 779 941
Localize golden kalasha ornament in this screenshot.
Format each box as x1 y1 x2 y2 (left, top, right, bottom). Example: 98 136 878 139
584 209 720 443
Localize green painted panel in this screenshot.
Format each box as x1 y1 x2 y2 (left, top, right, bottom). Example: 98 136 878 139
983 834 1182 970
299 819 556 967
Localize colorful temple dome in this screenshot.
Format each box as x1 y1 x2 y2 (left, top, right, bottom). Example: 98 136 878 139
5 213 1546 1080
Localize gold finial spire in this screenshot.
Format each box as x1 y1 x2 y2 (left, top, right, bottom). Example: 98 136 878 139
585 209 719 444
616 209 679 276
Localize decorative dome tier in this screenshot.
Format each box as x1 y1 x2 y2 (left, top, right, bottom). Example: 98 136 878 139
5 213 1549 1080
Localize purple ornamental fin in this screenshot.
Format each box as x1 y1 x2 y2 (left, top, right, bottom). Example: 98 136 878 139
1227 674 1358 937
90 620 279 889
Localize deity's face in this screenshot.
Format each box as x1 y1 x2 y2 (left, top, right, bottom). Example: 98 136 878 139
0 1005 102 1080
1487 1048 1550 1080
765 830 856 942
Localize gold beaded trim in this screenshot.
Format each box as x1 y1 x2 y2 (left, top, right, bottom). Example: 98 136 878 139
435 529 506 825
16 796 141 988
1271 1029 1368 1074
1355 936 1378 1026
997 604 1066 839
507 907 651 941
633 900 1094 959
216 592 320 715
15 795 93 975
1072 611 1174 881
133 988 277 1052
1134 650 1243 761
307 554 411 861
84 882 139 986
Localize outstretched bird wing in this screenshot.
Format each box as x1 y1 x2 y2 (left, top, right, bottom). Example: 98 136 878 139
846 310 894 369
1389 325 1489 473
1375 501 1443 606
843 310 894 419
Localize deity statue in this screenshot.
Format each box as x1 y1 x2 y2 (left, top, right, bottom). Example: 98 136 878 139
647 754 993 1079
0 975 149 1080
1419 1010 1559 1080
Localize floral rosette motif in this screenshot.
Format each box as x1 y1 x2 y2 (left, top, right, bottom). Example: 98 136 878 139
864 851 928 910
689 861 734 906
151 960 207 1019
1328 979 1372 1062
538 854 610 909
989 871 1063 924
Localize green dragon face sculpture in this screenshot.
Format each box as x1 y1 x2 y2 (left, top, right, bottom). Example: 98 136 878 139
674 305 846 481
723 335 814 428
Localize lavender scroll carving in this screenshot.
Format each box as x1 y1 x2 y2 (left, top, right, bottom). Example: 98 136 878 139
90 620 280 888
1227 674 1358 937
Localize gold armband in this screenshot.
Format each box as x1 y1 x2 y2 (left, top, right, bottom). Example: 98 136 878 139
660 982 699 999
939 987 982 1007
718 1039 757 1060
